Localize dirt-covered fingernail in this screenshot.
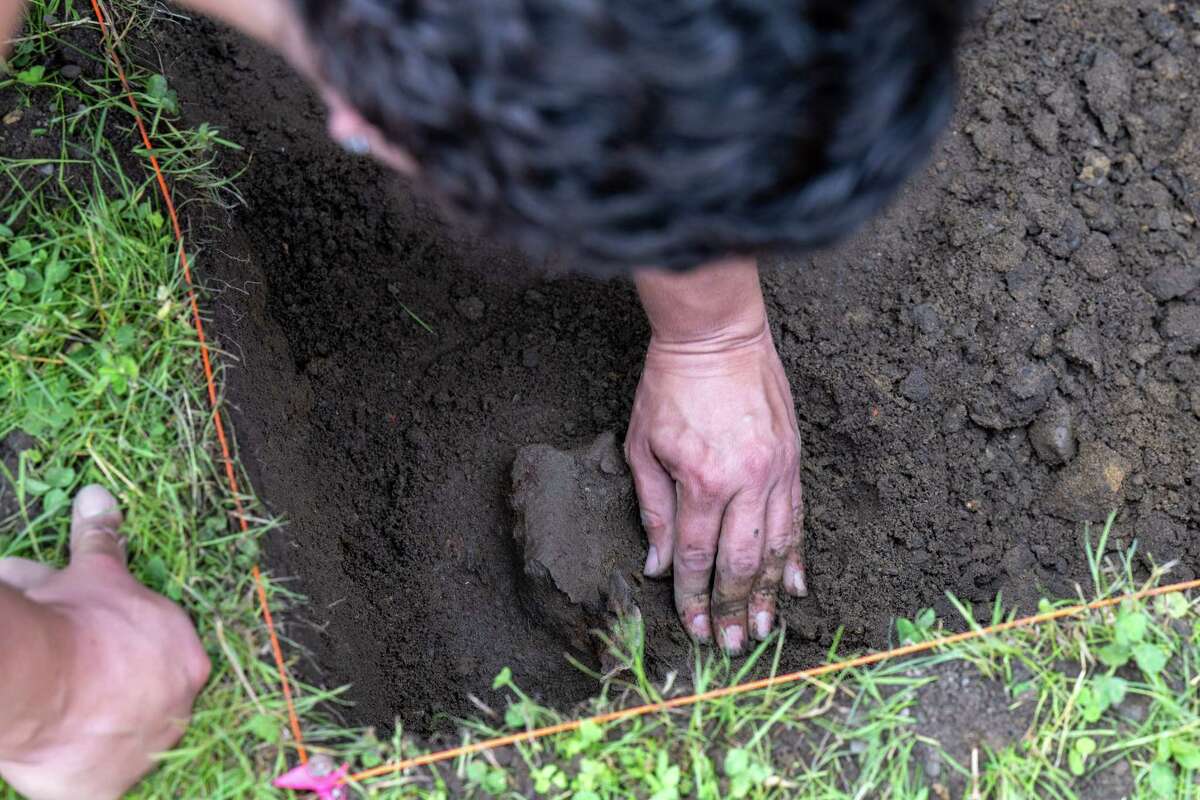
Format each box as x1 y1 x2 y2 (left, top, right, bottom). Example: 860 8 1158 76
690 614 711 641
643 545 661 576
754 611 771 640
785 562 808 597
722 624 744 653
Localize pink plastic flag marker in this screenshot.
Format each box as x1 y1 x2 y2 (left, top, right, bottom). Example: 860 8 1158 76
273 761 350 800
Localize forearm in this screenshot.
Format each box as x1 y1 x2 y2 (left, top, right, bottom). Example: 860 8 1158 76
0 584 74 759
5 0 290 53
2 0 288 60
171 0 286 47
633 256 767 349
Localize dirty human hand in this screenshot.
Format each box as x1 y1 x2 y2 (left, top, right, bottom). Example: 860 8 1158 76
0 486 210 800
625 257 806 654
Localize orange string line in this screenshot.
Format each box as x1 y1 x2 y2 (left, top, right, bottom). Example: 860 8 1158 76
347 575 1200 784
85 0 308 763
253 565 308 762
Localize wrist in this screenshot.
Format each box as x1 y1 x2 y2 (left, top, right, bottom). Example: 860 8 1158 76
647 315 770 360
634 255 767 349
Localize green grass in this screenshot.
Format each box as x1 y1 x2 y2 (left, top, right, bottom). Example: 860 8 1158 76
1 3 322 797
335 538 1196 800
2 3 1198 799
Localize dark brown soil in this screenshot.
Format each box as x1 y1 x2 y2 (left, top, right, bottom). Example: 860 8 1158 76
0 18 141 198
0 431 36 525
908 660 1038 795
158 0 1199 734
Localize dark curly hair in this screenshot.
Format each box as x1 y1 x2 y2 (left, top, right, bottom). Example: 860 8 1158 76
292 0 965 274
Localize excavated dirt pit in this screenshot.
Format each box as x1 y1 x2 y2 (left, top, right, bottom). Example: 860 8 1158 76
159 0 1199 734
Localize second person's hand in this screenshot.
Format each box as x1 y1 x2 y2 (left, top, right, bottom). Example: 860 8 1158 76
0 486 210 800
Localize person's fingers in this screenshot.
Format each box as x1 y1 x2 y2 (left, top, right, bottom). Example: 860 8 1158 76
69 484 127 565
711 490 768 654
749 483 791 641
672 481 723 643
0 557 56 591
783 471 807 597
625 441 676 578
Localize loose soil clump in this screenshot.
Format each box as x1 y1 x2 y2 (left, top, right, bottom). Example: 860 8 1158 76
160 0 1199 733
510 433 641 655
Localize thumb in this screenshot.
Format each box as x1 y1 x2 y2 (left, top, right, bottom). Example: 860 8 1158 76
0 557 57 591
69 484 127 565
626 443 677 578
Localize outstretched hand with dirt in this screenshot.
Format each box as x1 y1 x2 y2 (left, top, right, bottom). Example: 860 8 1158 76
0 486 209 800
627 258 806 654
